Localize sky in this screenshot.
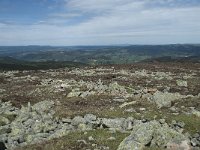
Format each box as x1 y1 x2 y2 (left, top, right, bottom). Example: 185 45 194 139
0 0 200 46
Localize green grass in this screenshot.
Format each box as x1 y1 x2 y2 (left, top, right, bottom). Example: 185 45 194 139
16 129 129 150
166 114 200 134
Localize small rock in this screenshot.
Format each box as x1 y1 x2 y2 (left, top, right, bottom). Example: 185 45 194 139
0 116 10 125
84 114 97 123
159 119 166 124
108 137 116 141
92 143 97 147
192 109 200 117
170 106 177 112
176 80 188 87
139 108 146 111
62 118 72 123
88 136 95 141
71 116 86 126
191 138 200 147
193 133 200 138
167 140 191 150
101 118 126 129
177 121 185 128
78 123 87 131
77 139 87 145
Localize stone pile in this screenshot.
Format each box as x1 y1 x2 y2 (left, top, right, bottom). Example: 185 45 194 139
0 100 134 149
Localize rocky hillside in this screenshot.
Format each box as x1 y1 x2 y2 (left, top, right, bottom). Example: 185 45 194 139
0 62 200 150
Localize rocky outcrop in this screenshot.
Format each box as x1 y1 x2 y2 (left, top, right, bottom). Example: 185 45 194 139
0 99 199 150
150 91 185 108
0 100 136 149
117 121 190 150
0 100 73 149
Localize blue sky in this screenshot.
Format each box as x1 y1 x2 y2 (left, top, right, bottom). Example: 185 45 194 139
0 0 200 45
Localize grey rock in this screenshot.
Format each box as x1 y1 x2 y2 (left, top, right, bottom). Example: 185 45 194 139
0 125 11 135
176 80 188 87
108 137 116 141
166 140 191 150
0 116 10 126
32 100 54 113
177 121 185 128
191 138 200 147
193 133 200 138
151 91 184 108
84 114 97 123
159 119 166 124
71 116 86 126
88 136 94 141
62 118 72 123
101 118 126 129
117 121 189 150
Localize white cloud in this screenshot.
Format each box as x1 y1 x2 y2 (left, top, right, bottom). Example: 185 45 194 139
0 0 200 45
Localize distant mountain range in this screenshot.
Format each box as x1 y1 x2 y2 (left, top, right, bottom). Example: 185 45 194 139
0 44 199 68
0 56 86 71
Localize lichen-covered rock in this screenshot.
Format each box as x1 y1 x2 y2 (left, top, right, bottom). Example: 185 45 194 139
67 91 82 97
176 80 188 87
0 125 11 135
151 91 184 108
192 109 200 117
0 116 10 126
71 116 86 126
0 100 70 149
167 140 191 150
101 118 126 129
117 121 189 150
84 114 97 123
32 100 54 113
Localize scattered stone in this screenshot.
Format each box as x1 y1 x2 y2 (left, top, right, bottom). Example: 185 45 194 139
0 116 10 125
192 109 200 117
78 123 87 131
101 118 126 130
71 116 86 126
92 143 97 147
139 108 146 111
84 114 97 123
77 139 87 145
159 119 166 124
191 138 200 147
176 80 188 87
170 106 178 112
108 137 116 141
0 66 199 150
62 118 72 123
88 136 95 141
